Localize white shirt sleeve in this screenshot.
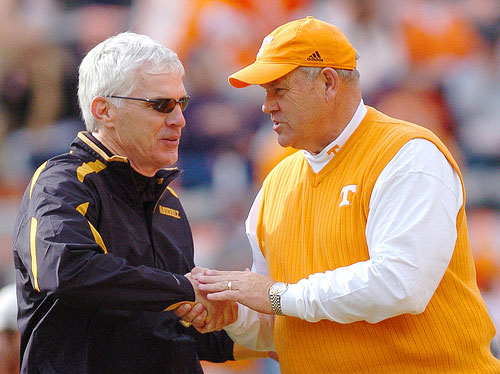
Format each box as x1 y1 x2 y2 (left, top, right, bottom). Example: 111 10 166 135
281 138 463 323
223 189 277 351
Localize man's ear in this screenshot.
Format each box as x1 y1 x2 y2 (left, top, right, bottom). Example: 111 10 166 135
321 68 339 102
91 96 115 128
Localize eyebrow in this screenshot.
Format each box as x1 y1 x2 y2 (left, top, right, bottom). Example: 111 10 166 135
262 78 288 90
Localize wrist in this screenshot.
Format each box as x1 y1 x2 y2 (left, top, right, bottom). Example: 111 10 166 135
268 282 289 316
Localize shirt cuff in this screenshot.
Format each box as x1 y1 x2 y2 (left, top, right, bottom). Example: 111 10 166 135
280 283 300 318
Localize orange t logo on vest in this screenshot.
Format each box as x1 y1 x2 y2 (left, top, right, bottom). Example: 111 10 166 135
339 185 357 206
327 145 340 156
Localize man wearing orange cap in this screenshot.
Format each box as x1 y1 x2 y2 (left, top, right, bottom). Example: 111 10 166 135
186 17 500 373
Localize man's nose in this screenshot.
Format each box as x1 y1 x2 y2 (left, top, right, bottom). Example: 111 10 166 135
262 95 277 114
167 105 186 128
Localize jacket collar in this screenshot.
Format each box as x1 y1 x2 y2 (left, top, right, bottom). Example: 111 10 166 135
70 131 180 204
76 132 129 163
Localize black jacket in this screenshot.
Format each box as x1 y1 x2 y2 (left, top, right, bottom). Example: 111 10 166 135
13 132 234 373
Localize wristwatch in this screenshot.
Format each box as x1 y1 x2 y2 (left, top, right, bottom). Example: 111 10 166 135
269 282 288 316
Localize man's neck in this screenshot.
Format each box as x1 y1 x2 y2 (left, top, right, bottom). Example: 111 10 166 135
91 131 156 177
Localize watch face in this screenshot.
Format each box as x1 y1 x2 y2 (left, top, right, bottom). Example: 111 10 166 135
271 282 287 295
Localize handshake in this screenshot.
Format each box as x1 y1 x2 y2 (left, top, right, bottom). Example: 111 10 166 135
174 266 276 333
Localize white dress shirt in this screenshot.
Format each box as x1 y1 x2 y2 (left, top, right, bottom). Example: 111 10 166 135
224 100 463 351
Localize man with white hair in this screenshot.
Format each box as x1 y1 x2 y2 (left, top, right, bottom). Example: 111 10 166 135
12 32 239 373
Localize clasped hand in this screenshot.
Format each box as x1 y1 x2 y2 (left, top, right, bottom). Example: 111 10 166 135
174 272 238 333
177 266 276 325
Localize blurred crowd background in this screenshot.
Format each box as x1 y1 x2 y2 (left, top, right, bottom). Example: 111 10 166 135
0 0 499 372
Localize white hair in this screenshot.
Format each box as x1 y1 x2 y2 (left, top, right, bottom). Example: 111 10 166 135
78 32 185 132
298 66 360 83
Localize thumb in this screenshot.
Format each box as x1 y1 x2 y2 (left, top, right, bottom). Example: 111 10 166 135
192 266 210 277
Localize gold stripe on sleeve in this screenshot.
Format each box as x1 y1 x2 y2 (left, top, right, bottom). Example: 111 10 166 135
30 217 40 292
88 222 108 254
76 202 107 254
29 162 48 198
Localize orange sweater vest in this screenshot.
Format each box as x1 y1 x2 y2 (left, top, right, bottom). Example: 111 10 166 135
257 107 500 373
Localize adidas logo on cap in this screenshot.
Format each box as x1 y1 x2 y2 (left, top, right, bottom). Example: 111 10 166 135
307 50 323 62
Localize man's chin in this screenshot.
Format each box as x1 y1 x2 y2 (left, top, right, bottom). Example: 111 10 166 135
158 153 178 169
277 137 293 149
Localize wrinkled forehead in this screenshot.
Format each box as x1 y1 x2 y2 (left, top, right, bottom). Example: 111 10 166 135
133 67 186 95
260 67 308 89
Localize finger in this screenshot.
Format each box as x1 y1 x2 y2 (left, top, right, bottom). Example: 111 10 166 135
196 269 236 278
210 319 223 332
191 309 208 328
197 324 216 334
191 266 210 276
173 303 192 318
201 321 217 333
197 312 217 333
206 290 239 302
193 274 227 283
182 303 205 323
204 314 225 333
198 281 232 292
194 322 211 334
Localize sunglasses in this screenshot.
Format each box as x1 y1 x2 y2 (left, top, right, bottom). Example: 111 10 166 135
105 95 190 113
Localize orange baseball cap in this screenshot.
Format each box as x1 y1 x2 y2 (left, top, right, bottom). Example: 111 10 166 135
228 16 357 88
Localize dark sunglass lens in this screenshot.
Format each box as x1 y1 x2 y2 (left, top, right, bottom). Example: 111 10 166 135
152 99 175 113
151 97 190 113
180 97 190 111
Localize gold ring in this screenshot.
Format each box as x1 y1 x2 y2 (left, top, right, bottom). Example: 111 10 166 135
179 320 192 328
227 281 232 291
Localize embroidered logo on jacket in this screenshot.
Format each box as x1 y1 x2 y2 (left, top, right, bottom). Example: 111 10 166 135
159 206 181 219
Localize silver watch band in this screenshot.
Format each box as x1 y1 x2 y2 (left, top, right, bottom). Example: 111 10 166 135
269 282 288 315
270 293 284 315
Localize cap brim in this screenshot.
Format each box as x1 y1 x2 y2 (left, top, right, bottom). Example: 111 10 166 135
228 62 298 88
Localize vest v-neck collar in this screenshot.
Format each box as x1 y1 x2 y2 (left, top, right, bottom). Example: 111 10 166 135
305 106 377 186
303 100 367 174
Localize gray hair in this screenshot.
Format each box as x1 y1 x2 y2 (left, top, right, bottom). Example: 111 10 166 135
78 32 185 132
298 66 360 84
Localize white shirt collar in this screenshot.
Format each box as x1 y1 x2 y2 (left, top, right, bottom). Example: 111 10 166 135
303 99 367 174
